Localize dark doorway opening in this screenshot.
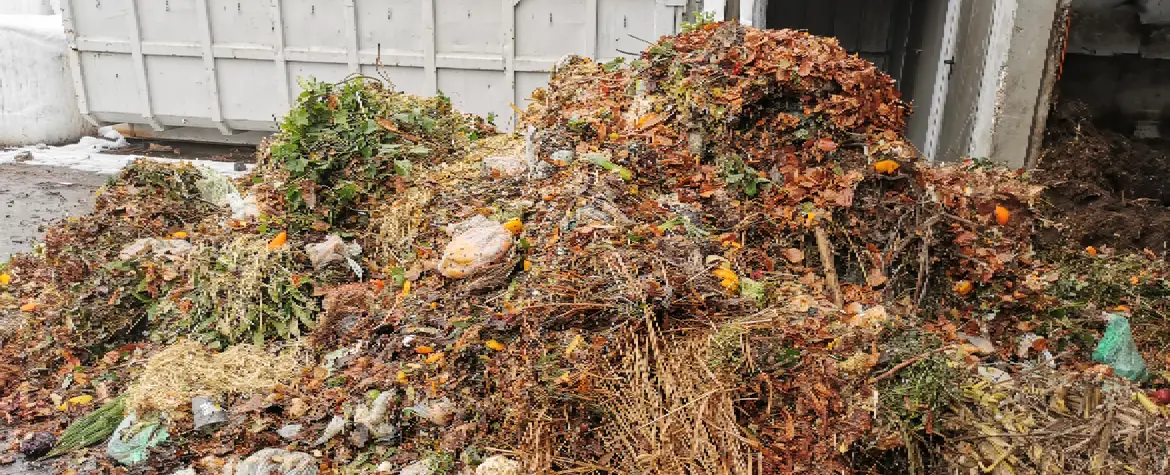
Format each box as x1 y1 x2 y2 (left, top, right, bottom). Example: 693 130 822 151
763 0 922 84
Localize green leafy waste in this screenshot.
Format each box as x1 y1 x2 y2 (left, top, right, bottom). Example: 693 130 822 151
44 396 126 459
180 235 319 347
261 76 489 231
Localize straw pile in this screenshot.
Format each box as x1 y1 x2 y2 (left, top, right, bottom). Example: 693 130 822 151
124 340 298 418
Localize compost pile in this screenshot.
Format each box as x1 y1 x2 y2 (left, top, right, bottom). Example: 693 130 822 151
1035 100 1170 253
1 21 1168 475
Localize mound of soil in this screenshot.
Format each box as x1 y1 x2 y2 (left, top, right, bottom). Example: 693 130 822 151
1035 102 1170 253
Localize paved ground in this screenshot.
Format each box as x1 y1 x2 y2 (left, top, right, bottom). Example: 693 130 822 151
0 163 106 261
0 140 255 261
0 432 52 475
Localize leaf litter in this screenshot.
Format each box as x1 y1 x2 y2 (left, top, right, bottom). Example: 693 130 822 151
0 19 1168 474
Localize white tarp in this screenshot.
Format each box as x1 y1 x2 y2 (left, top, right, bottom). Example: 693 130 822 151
0 0 51 15
0 14 94 146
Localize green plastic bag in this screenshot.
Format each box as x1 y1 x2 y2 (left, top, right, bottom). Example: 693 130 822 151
106 413 169 465
1092 313 1148 382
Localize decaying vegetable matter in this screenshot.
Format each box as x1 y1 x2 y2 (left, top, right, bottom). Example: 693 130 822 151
1 20 1168 474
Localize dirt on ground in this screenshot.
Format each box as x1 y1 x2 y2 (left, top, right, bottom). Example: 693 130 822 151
1034 101 1170 254
111 140 256 164
0 164 106 261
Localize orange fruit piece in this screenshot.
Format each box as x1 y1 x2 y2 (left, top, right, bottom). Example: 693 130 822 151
267 232 288 250
994 206 1010 225
873 160 900 174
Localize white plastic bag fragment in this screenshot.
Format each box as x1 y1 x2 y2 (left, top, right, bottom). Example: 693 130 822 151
118 238 193 260
0 14 94 146
235 448 318 475
312 415 346 446
106 413 169 466
305 235 363 278
191 396 228 430
399 459 438 475
438 216 513 279
476 456 521 475
409 398 455 426
481 155 527 178
353 390 396 437
197 167 259 219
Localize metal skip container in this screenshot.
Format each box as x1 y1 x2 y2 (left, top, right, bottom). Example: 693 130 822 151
60 0 691 142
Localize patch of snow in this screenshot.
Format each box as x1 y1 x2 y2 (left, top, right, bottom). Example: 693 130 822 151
0 127 253 178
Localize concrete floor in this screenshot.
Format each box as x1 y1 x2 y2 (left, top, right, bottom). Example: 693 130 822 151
0 139 255 261
0 163 106 261
0 432 52 475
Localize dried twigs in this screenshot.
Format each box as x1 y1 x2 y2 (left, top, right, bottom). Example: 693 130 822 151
815 225 843 307
868 345 956 385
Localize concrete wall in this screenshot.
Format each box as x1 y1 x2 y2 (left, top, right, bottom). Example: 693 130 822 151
986 0 1061 167
934 0 1060 166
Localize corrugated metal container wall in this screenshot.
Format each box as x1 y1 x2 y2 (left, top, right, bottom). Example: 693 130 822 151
61 0 691 137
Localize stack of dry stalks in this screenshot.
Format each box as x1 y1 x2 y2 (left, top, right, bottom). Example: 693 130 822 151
942 369 1170 474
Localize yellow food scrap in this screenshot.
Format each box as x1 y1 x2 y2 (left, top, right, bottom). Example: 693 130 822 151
68 395 93 405
503 218 524 235
565 334 584 358
954 280 974 295
450 246 476 265
1136 392 1160 415
712 267 740 292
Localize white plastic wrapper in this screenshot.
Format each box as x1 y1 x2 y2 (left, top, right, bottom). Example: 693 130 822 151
0 14 94 146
